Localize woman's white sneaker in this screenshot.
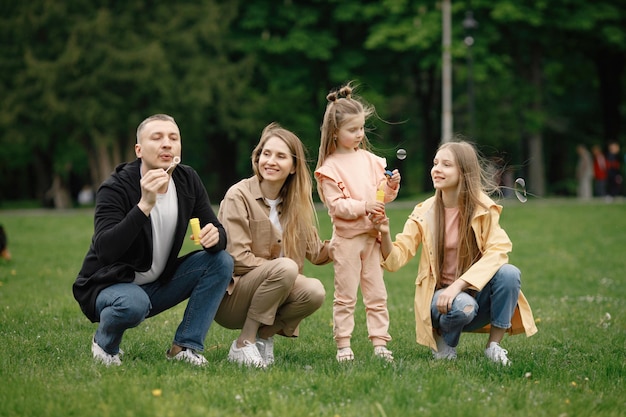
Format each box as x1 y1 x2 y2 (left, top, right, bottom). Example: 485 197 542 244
432 332 457 360
485 342 511 366
228 340 266 368
256 337 275 365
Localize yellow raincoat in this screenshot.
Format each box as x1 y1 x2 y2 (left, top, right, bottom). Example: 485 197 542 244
381 194 538 350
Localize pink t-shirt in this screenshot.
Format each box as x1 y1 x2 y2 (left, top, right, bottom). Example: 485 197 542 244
440 207 460 287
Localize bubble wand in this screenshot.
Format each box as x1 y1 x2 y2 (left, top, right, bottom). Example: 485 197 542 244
165 156 181 175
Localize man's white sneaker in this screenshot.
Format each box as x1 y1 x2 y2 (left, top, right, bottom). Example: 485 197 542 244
256 337 275 365
374 346 394 362
485 342 511 366
92 338 121 366
431 332 457 360
167 348 208 366
228 340 266 368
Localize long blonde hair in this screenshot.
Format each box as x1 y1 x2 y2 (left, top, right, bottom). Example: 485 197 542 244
315 82 375 201
432 141 498 286
252 122 318 261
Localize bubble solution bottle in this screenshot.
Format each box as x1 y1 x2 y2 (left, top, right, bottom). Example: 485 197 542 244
190 218 201 245
376 180 386 203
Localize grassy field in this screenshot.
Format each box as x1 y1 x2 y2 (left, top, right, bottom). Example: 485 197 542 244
0 198 624 417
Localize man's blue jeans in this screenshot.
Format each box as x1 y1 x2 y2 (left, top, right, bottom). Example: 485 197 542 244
94 250 233 354
431 264 521 347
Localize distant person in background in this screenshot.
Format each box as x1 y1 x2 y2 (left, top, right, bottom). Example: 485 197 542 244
77 185 95 206
0 225 11 260
575 144 593 200
591 145 607 198
606 142 622 200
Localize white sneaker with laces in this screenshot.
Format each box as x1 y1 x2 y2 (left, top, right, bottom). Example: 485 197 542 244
228 340 266 368
485 342 511 366
167 348 208 366
336 347 354 362
256 337 274 365
431 332 457 360
92 338 122 366
374 346 394 362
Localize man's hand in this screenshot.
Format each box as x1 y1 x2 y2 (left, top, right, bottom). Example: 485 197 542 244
138 169 170 215
194 223 220 249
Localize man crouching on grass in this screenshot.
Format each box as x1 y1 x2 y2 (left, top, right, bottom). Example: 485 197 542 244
72 114 233 366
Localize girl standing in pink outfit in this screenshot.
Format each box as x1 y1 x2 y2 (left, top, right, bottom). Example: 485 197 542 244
315 83 401 362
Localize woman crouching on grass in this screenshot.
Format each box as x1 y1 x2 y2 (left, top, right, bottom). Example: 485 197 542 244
215 123 330 368
371 140 537 365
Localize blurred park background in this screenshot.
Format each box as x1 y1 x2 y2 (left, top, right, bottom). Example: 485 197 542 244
1 0 625 208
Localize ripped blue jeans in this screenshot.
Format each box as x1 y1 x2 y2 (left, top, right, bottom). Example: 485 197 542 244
430 264 521 347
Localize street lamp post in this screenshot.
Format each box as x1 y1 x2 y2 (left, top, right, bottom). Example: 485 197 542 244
441 0 452 143
463 10 478 137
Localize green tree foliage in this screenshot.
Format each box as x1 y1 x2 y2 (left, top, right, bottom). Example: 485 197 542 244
1 0 624 206
0 0 253 205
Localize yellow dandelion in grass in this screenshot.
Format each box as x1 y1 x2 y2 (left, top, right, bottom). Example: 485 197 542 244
11 269 17 276
152 389 162 397
570 381 577 387
565 398 571 404
534 317 541 323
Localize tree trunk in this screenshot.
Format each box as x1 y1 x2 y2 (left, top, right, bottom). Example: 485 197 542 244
416 64 438 192
595 49 624 143
528 46 546 197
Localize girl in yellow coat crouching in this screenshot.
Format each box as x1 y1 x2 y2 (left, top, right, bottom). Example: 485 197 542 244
371 141 537 366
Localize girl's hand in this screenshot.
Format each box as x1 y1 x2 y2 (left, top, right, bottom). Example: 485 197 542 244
436 286 460 314
366 201 385 216
369 212 390 233
436 281 467 314
387 169 401 188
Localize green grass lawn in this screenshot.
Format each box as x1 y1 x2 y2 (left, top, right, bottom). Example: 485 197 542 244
0 198 624 417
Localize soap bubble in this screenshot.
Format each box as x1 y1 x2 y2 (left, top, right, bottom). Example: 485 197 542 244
396 148 407 160
514 178 527 203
